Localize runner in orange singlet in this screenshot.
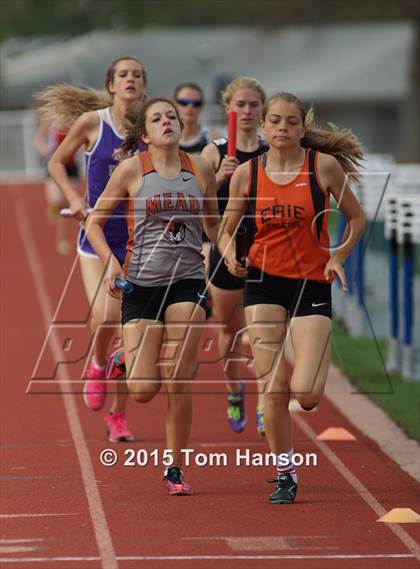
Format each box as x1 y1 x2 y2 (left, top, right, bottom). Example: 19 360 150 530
219 92 366 504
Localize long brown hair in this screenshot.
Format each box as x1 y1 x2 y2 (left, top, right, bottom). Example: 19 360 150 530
34 84 112 129
34 56 147 130
119 98 183 157
263 92 364 184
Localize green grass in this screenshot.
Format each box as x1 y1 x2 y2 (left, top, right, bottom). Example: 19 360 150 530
331 320 420 441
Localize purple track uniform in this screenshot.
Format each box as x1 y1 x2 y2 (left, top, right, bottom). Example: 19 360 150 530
78 107 142 264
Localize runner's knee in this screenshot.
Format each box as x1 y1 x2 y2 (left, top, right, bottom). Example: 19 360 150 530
126 379 160 403
264 390 290 409
294 393 320 410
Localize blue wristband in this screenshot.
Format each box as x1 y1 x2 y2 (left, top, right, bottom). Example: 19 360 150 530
115 278 134 294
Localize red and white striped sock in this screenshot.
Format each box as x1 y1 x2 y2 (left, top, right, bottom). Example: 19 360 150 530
276 449 297 484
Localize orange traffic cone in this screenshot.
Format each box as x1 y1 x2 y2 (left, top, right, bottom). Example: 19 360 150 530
316 427 356 441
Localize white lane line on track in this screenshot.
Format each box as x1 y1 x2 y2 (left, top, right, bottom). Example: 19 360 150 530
0 547 42 554
0 477 51 480
28 246 82 388
15 196 118 569
293 413 420 562
0 540 45 544
0 514 78 518
182 535 339 551
0 553 415 562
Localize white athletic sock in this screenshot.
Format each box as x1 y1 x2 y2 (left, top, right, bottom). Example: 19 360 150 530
91 357 106 371
276 449 297 484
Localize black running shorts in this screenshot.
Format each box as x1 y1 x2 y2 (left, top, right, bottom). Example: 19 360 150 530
244 267 332 319
208 244 244 291
121 278 207 324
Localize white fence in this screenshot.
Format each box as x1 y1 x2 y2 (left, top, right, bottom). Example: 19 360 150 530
0 107 225 183
0 110 45 182
334 158 420 380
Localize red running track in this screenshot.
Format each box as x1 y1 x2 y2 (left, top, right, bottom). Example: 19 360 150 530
0 183 419 569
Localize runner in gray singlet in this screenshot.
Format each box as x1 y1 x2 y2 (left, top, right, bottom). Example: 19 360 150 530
85 98 221 496
124 151 205 287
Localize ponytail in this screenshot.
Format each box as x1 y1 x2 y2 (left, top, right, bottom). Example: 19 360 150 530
114 100 146 160
34 84 112 129
302 125 364 185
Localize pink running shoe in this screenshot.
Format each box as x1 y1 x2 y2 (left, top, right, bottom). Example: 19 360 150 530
163 467 192 496
83 361 107 411
105 412 134 443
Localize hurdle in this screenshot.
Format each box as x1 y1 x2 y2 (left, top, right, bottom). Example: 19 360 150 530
384 164 420 380
334 154 394 336
384 195 400 371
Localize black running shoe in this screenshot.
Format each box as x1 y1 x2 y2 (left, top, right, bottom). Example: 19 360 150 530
163 467 192 495
268 474 297 504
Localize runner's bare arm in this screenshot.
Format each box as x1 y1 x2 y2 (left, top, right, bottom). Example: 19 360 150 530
194 156 221 244
218 162 249 277
318 153 366 287
201 142 220 171
48 111 99 218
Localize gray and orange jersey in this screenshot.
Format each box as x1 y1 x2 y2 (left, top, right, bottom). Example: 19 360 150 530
123 151 205 287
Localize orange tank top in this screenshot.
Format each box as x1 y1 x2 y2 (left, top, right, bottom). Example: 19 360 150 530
246 149 330 282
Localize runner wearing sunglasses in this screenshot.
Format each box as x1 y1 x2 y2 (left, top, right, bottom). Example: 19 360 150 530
174 83 222 320
174 83 220 155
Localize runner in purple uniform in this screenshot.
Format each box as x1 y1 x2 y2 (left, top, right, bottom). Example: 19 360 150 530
77 105 130 264
46 56 147 442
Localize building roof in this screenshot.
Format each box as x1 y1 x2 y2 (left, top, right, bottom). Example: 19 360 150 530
0 23 414 108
